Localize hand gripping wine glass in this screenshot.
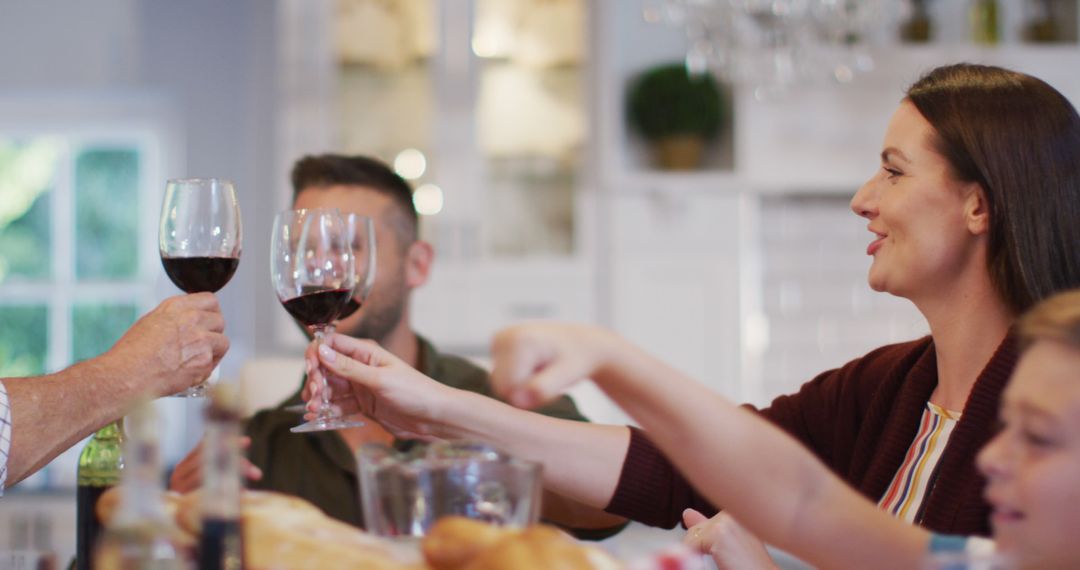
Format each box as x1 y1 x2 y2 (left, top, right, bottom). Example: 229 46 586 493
281 213 376 414
271 208 361 432
159 178 242 398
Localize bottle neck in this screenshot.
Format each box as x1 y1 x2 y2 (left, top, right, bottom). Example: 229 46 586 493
114 436 169 525
77 419 125 487
113 405 169 526
201 418 242 519
95 418 124 440
202 383 244 520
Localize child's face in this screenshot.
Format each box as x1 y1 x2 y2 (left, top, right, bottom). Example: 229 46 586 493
978 340 1080 568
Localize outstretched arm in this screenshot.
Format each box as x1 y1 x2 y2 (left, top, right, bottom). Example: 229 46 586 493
488 322 930 570
306 334 631 511
4 293 228 487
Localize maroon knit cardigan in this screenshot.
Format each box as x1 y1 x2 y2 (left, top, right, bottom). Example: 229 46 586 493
607 335 1017 537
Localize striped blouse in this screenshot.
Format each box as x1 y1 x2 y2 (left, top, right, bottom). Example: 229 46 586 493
0 380 10 496
878 402 960 522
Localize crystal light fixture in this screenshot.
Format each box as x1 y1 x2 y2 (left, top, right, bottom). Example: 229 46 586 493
647 0 889 99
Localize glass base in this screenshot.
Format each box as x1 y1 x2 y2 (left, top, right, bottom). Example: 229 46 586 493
290 416 365 433
170 381 209 398
171 366 218 398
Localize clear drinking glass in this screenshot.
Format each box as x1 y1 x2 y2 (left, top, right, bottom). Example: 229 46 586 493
270 208 360 432
158 178 242 398
357 441 542 538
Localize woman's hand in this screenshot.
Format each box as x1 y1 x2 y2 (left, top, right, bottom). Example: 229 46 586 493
304 333 464 440
683 508 779 570
489 322 621 408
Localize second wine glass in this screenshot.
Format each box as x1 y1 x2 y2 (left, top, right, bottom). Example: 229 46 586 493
271 208 361 432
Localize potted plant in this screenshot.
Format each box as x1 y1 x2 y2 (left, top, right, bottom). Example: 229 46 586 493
626 63 725 170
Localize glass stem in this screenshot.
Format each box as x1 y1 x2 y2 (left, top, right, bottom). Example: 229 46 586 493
313 325 333 418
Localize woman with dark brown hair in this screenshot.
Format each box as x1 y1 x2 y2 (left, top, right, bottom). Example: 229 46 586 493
304 63 1080 555
471 288 1080 569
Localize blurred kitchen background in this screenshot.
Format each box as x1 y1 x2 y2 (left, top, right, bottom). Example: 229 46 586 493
1 0 1078 562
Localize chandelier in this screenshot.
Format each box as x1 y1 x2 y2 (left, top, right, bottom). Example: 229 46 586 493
646 0 889 98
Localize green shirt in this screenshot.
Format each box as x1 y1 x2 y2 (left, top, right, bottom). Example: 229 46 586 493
244 335 588 528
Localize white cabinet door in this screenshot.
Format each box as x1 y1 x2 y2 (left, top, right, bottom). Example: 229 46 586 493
608 189 750 401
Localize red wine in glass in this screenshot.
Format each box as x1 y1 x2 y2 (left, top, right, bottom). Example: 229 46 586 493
281 288 352 326
161 256 239 293
337 297 362 320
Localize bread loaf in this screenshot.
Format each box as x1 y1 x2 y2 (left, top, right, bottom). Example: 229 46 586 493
422 517 622 570
421 517 514 570
96 487 412 569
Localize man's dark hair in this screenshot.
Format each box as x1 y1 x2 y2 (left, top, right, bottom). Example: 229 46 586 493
291 154 418 247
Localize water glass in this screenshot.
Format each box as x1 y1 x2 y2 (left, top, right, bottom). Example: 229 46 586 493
358 441 542 538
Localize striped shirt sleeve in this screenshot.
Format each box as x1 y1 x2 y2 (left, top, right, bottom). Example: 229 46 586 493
0 380 10 496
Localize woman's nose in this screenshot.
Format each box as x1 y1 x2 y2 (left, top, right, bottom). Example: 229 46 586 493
850 174 878 219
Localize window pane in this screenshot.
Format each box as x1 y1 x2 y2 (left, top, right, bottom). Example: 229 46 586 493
0 305 48 376
0 139 59 282
75 147 139 280
71 303 137 362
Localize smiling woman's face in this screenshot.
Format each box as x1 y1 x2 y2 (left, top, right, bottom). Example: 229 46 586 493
849 101 988 304
977 340 1080 568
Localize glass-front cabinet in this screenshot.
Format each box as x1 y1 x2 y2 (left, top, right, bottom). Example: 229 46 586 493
278 0 596 352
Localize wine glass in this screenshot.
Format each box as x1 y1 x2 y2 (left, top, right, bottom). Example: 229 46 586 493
335 213 377 323
281 213 376 414
159 178 242 398
271 208 361 432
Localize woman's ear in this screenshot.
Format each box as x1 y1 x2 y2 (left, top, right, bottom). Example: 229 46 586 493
404 240 434 289
964 183 991 236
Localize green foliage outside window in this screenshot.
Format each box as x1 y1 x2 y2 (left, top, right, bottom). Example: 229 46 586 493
75 148 139 280
0 140 59 282
72 303 138 362
0 305 47 377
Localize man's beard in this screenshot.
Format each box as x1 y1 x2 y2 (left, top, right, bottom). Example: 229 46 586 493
335 272 408 343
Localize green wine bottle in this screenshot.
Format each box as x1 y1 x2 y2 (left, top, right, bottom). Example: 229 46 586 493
76 420 124 570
